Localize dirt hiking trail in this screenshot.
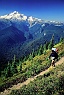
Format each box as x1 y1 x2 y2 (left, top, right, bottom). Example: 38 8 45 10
0 57 64 95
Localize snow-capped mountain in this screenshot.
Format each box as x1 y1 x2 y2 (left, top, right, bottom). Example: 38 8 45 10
0 11 64 63
0 11 63 38
0 11 43 25
0 11 62 24
0 11 27 21
0 11 63 31
0 11 43 40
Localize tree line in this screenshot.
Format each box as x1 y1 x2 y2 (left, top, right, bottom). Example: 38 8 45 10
0 35 64 78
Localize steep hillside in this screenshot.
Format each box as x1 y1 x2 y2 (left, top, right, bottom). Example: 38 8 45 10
0 26 27 63
9 58 64 95
0 26 26 44
0 41 64 95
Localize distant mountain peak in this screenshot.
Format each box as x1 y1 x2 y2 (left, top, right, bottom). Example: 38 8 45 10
0 11 28 21
11 11 19 14
9 11 20 15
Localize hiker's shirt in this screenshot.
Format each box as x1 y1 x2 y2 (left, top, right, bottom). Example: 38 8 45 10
49 51 58 60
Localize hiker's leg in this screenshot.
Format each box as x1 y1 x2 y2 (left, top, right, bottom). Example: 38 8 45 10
51 60 54 66
53 59 55 67
52 59 55 67
53 60 55 67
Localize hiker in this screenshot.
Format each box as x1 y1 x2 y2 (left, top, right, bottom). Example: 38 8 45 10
49 48 58 67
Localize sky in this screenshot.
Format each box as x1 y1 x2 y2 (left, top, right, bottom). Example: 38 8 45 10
0 0 64 22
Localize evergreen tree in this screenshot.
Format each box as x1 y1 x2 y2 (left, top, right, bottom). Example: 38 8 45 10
0 71 1 77
43 43 47 54
60 36 64 42
32 49 35 57
23 56 27 62
5 61 12 77
19 60 22 72
48 34 54 49
34 50 38 56
28 53 33 61
38 44 43 55
11 55 18 75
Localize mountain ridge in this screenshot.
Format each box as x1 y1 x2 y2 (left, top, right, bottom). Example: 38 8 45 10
0 11 62 24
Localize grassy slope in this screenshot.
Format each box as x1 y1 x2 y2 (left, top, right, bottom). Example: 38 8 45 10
9 42 64 95
10 62 64 95
0 41 64 92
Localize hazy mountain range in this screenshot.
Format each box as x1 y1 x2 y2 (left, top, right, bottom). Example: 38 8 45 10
0 11 64 63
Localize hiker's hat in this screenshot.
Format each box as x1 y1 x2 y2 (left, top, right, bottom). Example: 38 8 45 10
52 48 56 51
